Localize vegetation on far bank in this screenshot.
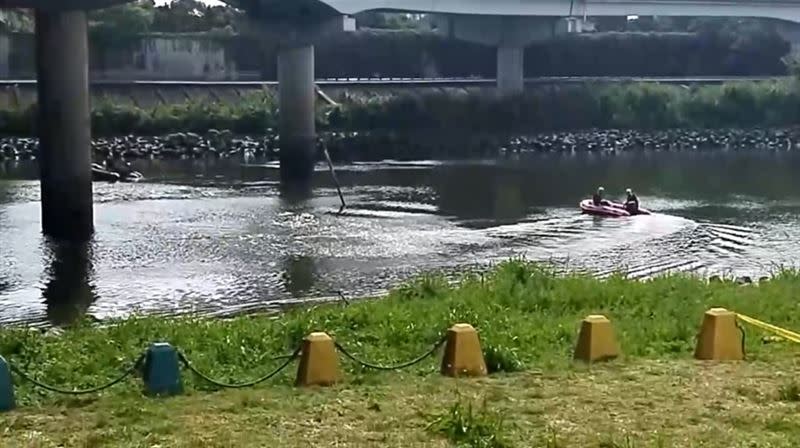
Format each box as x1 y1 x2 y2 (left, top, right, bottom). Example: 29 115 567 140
329 79 800 132
2 79 800 139
3 261 800 445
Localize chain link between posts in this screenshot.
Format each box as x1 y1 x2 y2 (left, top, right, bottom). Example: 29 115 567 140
333 334 448 371
178 346 302 389
5 331 450 395
9 353 145 395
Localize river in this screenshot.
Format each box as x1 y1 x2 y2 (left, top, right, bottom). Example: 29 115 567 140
1 149 798 327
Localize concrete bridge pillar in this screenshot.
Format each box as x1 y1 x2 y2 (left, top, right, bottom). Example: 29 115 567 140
496 44 524 95
0 33 10 79
278 43 316 192
35 9 93 241
249 16 352 196
432 15 559 96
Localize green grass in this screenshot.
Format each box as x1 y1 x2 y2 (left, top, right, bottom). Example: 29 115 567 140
3 260 800 405
3 361 800 447
777 381 800 402
3 260 800 446
329 79 800 133
426 399 513 448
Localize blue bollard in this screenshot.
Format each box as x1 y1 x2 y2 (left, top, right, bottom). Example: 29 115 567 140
143 342 182 396
0 356 15 412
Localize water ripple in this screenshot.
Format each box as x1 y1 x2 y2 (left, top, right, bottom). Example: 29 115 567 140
2 153 800 326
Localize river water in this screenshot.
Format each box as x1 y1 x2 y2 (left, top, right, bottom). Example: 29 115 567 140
1 150 798 327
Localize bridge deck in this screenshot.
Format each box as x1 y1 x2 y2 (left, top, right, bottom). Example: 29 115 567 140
316 0 800 23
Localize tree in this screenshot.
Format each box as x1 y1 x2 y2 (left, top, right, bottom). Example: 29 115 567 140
0 9 33 33
89 1 155 39
80 0 243 36
354 12 426 30
151 0 243 33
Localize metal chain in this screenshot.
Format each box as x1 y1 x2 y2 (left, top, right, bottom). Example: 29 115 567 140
9 353 145 395
8 333 448 394
178 347 301 389
736 321 747 359
334 335 447 371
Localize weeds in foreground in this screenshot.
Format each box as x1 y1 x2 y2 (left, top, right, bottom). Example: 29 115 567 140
777 382 800 402
539 427 564 448
426 399 513 448
482 344 525 374
598 435 637 448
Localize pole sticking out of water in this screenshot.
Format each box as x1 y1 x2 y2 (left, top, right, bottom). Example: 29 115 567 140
322 142 346 213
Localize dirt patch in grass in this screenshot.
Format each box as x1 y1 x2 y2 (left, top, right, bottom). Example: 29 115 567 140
3 359 800 447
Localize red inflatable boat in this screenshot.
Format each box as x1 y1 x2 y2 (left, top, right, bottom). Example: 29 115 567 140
579 199 651 217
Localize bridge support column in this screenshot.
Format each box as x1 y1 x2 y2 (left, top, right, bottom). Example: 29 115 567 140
249 16 351 197
0 34 10 79
496 44 524 96
278 43 316 195
35 10 93 241
431 15 558 96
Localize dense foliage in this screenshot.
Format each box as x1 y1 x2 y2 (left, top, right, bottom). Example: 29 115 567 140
1 80 799 137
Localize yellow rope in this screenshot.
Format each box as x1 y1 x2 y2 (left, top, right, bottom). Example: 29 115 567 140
735 313 800 344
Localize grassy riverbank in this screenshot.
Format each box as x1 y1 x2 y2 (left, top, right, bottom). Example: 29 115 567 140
3 261 800 446
2 80 800 138
5 361 800 447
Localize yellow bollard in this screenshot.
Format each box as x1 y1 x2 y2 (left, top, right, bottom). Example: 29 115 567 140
295 332 340 387
573 315 620 363
694 308 743 361
441 323 487 377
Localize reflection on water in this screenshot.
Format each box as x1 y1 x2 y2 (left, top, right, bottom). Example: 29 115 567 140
2 150 800 326
41 238 97 326
282 255 317 298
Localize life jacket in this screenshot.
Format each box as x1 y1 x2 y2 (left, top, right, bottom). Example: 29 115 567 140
626 194 639 210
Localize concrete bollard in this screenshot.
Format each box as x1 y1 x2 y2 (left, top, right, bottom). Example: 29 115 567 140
694 308 744 361
441 323 487 377
143 342 183 396
0 356 14 412
295 332 340 387
574 315 620 363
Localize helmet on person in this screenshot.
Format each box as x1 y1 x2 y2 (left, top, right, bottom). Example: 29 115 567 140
598 186 604 193
626 188 632 195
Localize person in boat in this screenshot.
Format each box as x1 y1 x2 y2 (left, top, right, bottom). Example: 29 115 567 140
592 187 609 206
624 188 639 213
